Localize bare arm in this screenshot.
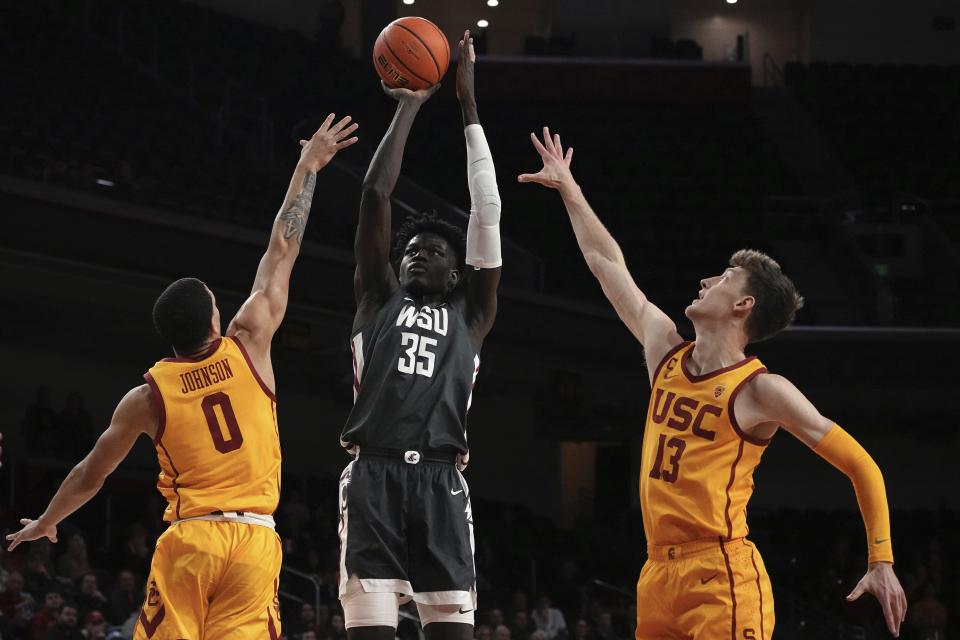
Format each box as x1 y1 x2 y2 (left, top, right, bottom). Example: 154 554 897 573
6 385 157 550
354 83 440 328
739 374 907 637
518 128 682 380
229 114 359 366
457 30 500 344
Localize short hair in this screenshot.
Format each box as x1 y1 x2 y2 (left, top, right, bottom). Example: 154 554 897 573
152 278 213 353
729 249 804 343
392 212 467 272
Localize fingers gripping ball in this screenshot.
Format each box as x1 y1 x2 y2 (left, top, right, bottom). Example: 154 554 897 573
374 17 450 91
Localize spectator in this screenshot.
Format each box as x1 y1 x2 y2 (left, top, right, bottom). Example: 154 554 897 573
107 571 138 625
280 490 312 535
82 610 107 640
0 571 36 630
531 596 566 640
593 612 620 640
511 610 534 640
302 632 318 640
553 561 583 620
0 543 10 591
487 608 505 628
494 625 512 640
24 548 55 598
475 624 493 640
327 613 346 640
314 603 331 637
285 602 316 639
121 526 151 579
510 591 528 619
44 603 82 640
57 536 90 583
74 574 107 623
571 619 591 640
30 590 63 640
530 631 547 640
909 582 948 639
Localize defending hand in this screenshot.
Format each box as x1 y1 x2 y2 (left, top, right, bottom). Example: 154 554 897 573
456 29 476 103
6 517 58 551
517 127 575 191
297 113 359 172
847 562 907 637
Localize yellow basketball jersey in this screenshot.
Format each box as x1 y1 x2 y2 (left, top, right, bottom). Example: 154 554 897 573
640 341 770 545
144 336 281 521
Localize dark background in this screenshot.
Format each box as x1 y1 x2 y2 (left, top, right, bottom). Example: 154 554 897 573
1 1 958 639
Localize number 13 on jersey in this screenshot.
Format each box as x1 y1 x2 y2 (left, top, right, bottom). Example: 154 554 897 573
398 332 437 377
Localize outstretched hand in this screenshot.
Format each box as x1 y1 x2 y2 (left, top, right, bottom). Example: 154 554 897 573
381 80 441 106
297 113 359 172
847 563 907 637
6 517 58 551
517 127 575 192
456 29 476 104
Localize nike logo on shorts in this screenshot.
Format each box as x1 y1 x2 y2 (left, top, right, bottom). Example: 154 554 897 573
451 489 464 495
700 573 719 585
459 607 473 614
873 538 889 545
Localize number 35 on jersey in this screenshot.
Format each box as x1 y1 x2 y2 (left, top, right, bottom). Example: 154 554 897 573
395 304 448 378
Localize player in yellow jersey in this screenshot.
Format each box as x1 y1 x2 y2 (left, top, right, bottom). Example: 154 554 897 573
6 113 359 639
519 129 908 639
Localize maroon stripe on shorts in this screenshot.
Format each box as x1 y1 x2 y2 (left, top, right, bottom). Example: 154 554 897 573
719 537 737 640
268 606 281 640
749 546 765 640
138 605 166 638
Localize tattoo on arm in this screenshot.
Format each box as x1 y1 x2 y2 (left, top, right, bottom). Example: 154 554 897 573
279 172 317 244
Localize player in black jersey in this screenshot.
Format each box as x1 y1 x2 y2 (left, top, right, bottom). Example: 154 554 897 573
338 31 500 640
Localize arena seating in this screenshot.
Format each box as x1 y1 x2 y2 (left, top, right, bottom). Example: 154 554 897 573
785 62 960 199
1 0 800 315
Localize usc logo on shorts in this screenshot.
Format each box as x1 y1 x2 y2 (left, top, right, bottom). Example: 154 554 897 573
138 580 166 638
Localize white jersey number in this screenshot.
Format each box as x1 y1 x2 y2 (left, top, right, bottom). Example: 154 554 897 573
398 332 438 377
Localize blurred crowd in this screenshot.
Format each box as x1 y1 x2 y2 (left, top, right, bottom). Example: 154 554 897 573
1 392 958 640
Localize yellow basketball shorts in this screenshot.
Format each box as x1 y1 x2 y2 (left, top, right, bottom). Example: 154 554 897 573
134 519 282 640
635 537 774 640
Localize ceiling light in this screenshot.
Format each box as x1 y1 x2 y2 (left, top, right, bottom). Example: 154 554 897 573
726 0 738 3
487 0 499 6
477 19 489 28
402 0 414 4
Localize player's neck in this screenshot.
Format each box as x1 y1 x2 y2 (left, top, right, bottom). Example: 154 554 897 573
689 328 746 375
175 336 220 360
405 287 448 307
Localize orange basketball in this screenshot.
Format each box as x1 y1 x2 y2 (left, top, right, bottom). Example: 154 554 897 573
373 17 450 91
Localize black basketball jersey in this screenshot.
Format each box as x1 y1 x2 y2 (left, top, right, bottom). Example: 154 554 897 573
341 289 479 454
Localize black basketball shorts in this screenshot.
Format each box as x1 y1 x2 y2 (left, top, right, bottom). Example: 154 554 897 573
337 448 476 606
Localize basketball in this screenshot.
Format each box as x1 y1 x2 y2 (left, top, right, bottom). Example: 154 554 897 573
373 17 450 91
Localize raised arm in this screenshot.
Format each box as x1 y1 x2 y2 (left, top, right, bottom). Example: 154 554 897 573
6 385 157 550
228 113 358 361
518 129 682 380
737 374 907 637
354 82 439 326
457 30 501 344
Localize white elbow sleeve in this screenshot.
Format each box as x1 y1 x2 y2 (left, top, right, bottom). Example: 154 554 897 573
465 124 502 268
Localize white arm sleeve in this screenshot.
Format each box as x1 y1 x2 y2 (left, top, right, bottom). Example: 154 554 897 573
464 123 502 269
